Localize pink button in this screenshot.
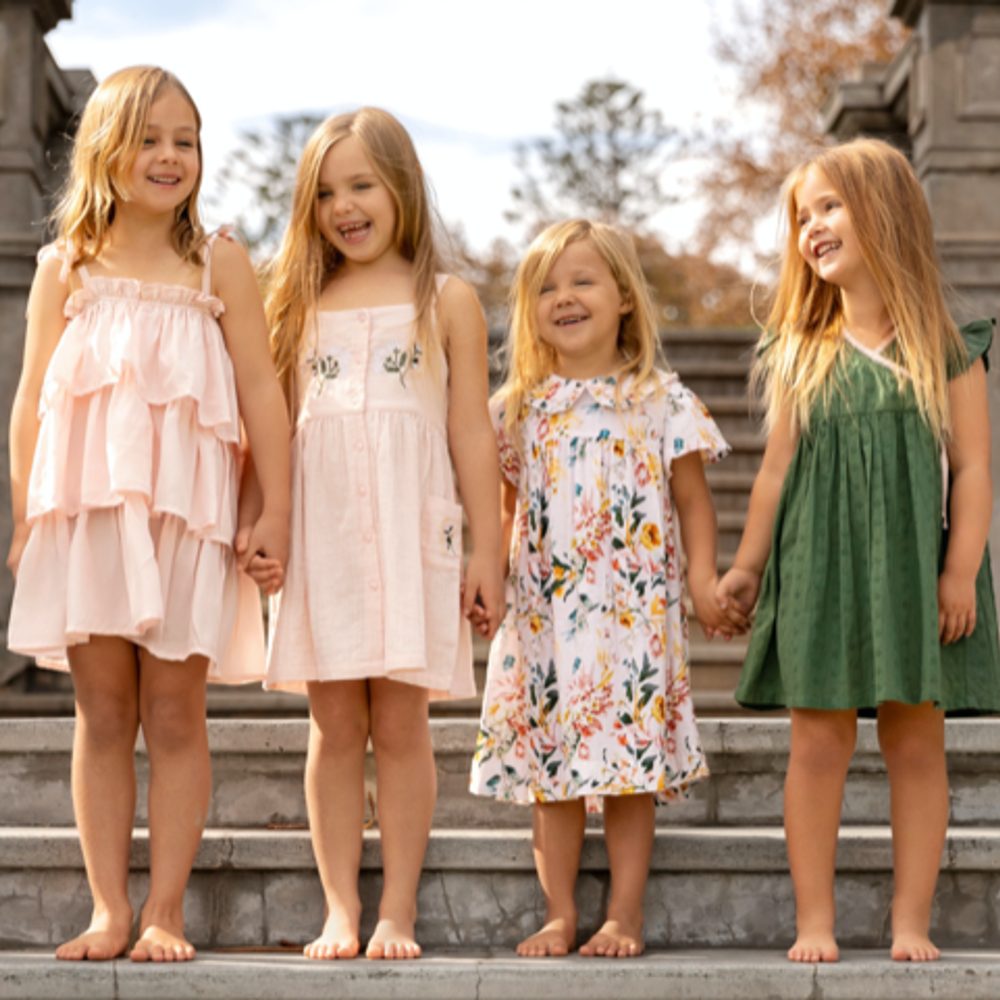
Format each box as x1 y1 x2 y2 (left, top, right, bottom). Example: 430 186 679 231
363 531 374 543
358 484 367 497
369 579 379 591
357 310 368 323
355 440 365 452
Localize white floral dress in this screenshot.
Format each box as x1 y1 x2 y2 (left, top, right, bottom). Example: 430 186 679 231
469 370 728 805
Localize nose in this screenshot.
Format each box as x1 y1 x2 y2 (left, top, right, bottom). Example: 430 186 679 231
333 192 354 215
554 284 575 307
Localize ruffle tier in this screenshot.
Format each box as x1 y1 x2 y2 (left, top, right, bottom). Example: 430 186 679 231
8 272 264 683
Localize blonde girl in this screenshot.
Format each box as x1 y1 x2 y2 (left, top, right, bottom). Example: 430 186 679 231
470 219 738 958
260 107 502 961
7 66 290 962
718 137 1000 963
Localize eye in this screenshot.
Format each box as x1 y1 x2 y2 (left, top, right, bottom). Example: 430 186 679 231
354 181 373 191
142 137 156 147
574 279 592 287
317 190 331 201
539 284 554 295
177 140 195 149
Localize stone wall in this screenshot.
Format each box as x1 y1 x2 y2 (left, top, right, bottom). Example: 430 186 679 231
0 1 93 680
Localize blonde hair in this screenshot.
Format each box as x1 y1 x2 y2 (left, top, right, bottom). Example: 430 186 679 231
499 219 664 436
758 137 964 439
53 65 205 266
264 107 442 408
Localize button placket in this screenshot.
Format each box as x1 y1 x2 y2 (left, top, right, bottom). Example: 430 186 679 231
353 310 383 606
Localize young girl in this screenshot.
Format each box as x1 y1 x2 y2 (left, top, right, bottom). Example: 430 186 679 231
6 66 290 963
717 137 1000 964
261 107 503 961
469 219 738 958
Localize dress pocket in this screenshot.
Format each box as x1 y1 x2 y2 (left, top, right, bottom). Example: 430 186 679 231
421 495 464 669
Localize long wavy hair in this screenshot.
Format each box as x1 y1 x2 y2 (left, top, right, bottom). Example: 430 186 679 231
757 137 964 439
264 107 442 409
52 65 205 266
498 219 664 437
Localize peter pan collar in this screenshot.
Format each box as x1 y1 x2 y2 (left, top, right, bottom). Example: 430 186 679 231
528 372 671 414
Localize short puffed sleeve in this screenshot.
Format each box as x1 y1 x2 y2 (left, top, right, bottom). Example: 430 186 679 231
948 318 994 378
661 375 730 470
490 395 521 487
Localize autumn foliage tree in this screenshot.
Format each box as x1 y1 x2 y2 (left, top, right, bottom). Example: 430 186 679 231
696 0 907 256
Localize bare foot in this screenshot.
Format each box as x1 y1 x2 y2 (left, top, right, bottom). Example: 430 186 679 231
891 931 940 962
787 930 839 963
55 912 132 961
304 906 361 960
579 918 644 958
516 916 576 957
129 924 195 963
365 917 421 960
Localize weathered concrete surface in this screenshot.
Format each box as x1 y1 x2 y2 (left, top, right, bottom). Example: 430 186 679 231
2 950 1000 1000
5 718 1000 828
2 827 1000 950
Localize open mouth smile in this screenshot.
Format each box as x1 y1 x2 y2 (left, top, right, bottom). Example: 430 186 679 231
812 240 841 260
338 221 372 245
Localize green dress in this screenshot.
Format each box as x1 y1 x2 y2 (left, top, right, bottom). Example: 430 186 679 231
736 320 1000 713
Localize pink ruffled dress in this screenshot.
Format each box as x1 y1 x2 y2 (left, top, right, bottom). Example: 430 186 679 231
7 233 265 682
266 279 474 698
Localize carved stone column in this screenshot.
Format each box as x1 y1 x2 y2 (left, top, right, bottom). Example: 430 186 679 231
0 0 93 681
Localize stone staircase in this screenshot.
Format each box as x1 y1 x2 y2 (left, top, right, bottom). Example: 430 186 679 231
4 327 1000 995
3 717 1000 997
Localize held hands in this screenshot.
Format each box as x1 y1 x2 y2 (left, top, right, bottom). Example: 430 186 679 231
235 511 289 596
689 571 749 640
713 567 761 636
938 569 977 644
462 549 505 640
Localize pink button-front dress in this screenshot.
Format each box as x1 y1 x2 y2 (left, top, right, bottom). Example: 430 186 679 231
265 281 474 698
7 234 265 681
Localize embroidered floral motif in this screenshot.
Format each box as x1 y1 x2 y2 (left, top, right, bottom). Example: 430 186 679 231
443 522 457 555
382 343 422 387
306 351 341 395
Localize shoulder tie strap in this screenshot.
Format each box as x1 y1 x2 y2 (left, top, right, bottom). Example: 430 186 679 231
201 225 237 295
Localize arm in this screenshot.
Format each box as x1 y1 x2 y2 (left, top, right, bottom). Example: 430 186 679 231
212 237 291 579
939 358 992 643
8 254 69 575
500 478 517 579
441 277 503 638
671 452 746 638
716 405 798 615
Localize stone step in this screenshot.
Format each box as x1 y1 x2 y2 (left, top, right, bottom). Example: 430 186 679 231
661 327 759 365
706 468 757 513
699 394 763 440
2 826 999 951
4 718 1000 830
668 360 752 399
3 949 1000 1000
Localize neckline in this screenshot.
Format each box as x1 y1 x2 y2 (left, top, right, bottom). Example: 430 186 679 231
842 328 896 355
80 271 207 296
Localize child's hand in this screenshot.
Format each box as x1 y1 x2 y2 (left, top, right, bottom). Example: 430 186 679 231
235 513 289 596
462 550 505 640
690 574 746 640
5 522 29 578
939 569 977 644
716 568 760 628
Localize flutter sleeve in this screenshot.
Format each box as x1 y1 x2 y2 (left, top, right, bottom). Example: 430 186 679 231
949 318 994 377
489 395 521 487
662 375 730 470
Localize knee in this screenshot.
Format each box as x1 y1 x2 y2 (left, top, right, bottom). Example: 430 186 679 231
140 691 205 754
75 688 138 748
878 723 943 774
369 703 427 759
310 696 369 757
790 715 856 774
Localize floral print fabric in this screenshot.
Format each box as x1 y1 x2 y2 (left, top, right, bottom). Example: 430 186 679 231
470 370 728 806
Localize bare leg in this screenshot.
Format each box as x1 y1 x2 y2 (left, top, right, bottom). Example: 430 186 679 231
303 680 369 960
57 638 140 960
518 799 585 957
878 701 946 962
580 794 653 958
129 651 209 962
365 679 434 960
784 708 856 963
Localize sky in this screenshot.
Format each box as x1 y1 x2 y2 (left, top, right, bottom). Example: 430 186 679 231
46 0 748 258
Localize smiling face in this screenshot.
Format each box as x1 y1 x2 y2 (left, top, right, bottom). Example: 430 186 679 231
535 238 632 379
794 165 869 291
315 134 399 268
124 85 200 215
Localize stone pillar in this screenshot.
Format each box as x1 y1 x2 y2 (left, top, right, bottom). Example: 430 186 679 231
895 0 1000 611
0 0 92 681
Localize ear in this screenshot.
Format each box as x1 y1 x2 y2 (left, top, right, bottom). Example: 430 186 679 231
619 294 634 316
